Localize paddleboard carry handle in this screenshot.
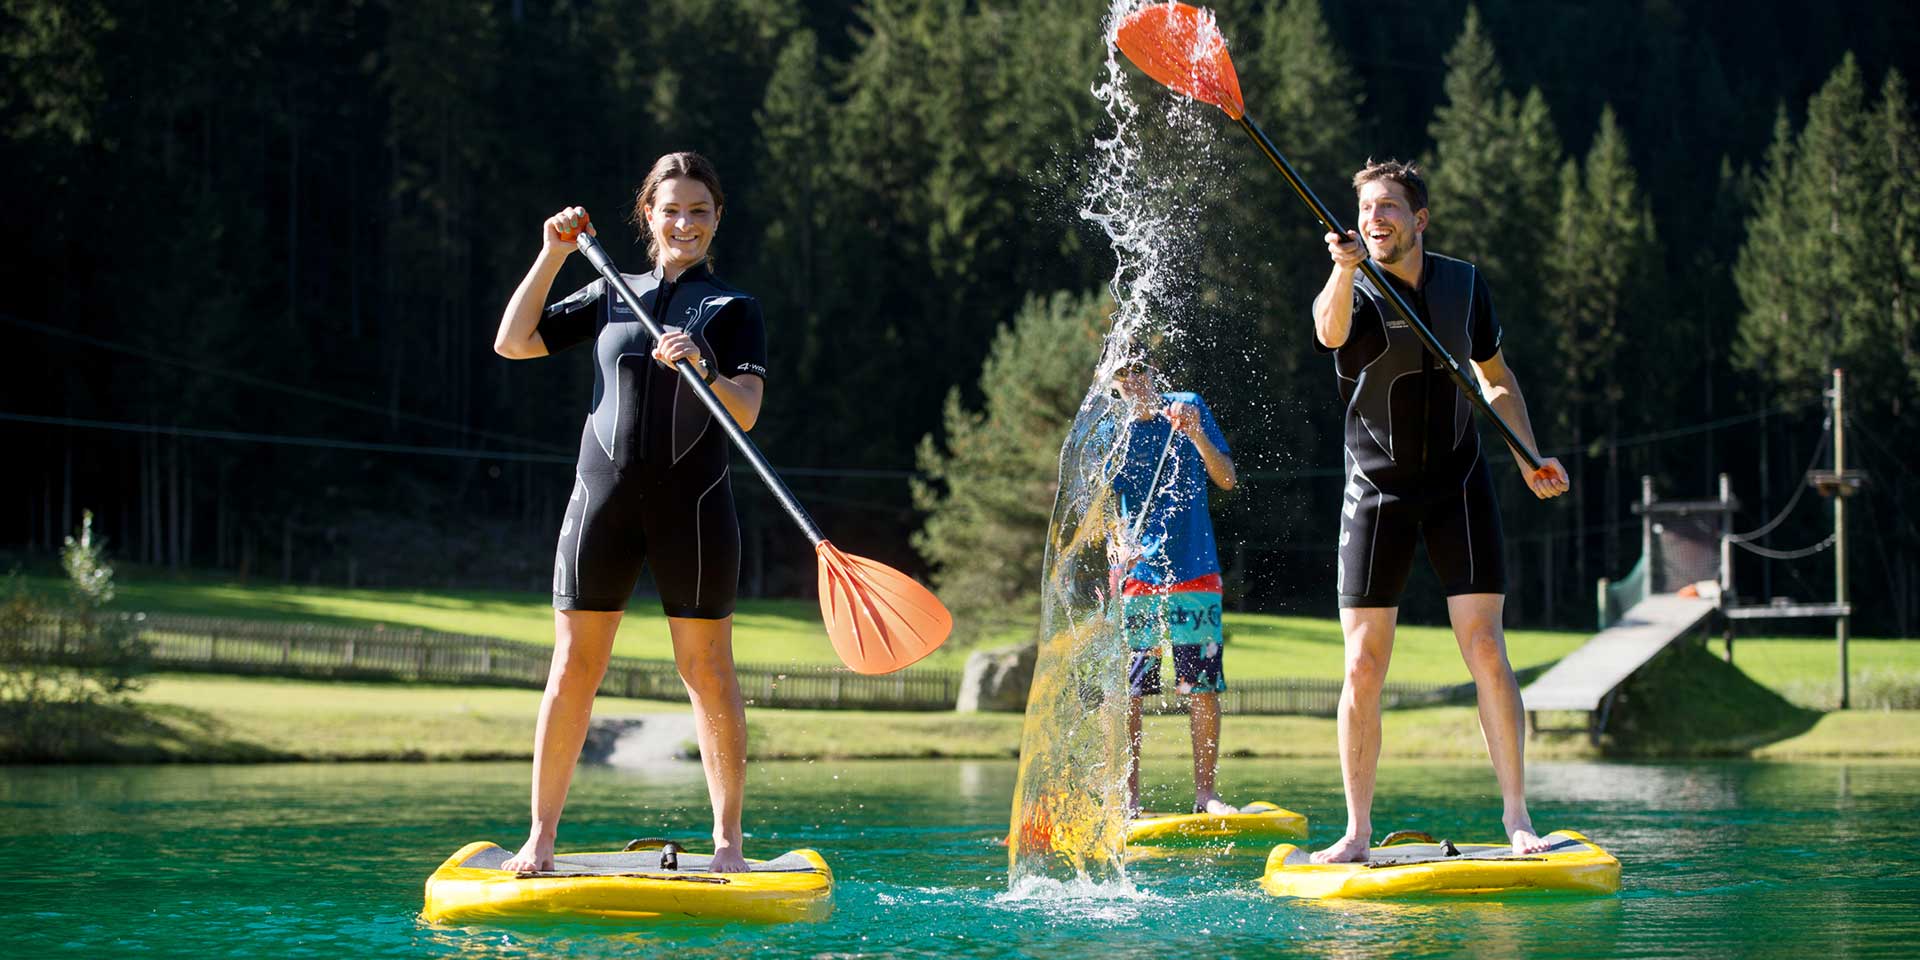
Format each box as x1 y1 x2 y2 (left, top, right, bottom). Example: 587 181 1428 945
621 837 684 870
1378 830 1438 846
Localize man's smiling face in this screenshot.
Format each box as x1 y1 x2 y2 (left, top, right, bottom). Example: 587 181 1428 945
1356 179 1427 266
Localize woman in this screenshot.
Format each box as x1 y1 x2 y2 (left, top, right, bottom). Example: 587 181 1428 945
492 152 767 873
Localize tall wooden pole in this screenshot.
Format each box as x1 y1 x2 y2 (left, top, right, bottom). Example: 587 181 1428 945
1834 369 1850 709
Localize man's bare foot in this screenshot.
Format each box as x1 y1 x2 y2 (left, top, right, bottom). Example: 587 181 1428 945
1310 833 1371 864
707 845 750 874
1196 795 1240 816
501 835 554 873
1507 819 1553 855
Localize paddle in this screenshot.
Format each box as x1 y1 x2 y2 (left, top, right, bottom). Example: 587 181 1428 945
557 218 952 675
1113 2 1547 473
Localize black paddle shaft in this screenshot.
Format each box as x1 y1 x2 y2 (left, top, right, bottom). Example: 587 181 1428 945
572 233 828 545
1233 113 1546 472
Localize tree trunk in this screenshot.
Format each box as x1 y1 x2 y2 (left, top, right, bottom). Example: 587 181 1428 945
1544 522 1556 624
287 77 300 330
216 464 228 570
1572 418 1587 587
1605 404 1620 577
183 446 195 569
62 438 73 546
168 435 182 570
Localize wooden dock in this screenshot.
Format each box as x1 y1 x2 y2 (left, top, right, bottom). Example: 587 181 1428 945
1521 594 1717 734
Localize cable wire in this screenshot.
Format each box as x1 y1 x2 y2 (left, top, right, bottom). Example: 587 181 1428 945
3 313 573 454
1732 534 1836 560
1728 414 1831 543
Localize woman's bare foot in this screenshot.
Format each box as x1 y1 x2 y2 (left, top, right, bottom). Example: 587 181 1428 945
707 845 750 874
501 834 555 873
1507 818 1553 855
1310 832 1372 864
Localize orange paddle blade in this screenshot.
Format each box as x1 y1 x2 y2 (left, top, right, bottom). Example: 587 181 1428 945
1114 2 1245 119
816 541 953 675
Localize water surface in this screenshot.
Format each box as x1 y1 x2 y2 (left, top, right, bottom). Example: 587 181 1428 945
1 758 1914 958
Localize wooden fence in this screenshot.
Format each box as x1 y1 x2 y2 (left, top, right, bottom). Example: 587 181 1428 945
10 613 1464 715
1146 676 1469 717
17 613 961 711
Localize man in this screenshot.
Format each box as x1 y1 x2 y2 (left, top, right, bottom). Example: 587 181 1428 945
1308 159 1570 862
1107 362 1240 818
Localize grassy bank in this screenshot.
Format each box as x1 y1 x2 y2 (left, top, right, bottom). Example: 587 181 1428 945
0 673 1596 763
20 571 1913 695
20 572 1595 683
6 671 1914 764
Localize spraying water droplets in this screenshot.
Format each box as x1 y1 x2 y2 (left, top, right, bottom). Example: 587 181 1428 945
1004 0 1241 896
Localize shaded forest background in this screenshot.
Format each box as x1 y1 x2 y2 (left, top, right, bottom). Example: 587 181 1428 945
3 0 1916 639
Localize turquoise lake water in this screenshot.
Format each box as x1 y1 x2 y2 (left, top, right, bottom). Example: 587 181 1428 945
2 757 1916 958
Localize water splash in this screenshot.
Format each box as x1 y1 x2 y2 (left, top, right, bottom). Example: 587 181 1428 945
1005 0 1240 892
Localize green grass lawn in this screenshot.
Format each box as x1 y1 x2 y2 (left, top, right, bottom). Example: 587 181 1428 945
17 572 1592 684
16 572 859 668
1716 637 1920 709
14 572 1914 698
76 673 1920 763
99 674 1603 762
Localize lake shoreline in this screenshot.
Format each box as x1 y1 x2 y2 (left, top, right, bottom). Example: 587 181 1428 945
4 674 1913 764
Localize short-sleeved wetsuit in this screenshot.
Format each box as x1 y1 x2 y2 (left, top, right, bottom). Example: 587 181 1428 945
536 260 768 617
1315 251 1506 607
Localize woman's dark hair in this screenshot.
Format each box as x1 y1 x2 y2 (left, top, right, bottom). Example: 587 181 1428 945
629 151 725 260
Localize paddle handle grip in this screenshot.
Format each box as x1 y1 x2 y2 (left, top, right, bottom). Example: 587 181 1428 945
1234 115 1545 472
573 232 829 545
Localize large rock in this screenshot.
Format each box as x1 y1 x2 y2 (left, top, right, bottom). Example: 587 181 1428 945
956 642 1038 713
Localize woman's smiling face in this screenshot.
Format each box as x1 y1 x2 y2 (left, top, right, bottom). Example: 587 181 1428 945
647 176 720 270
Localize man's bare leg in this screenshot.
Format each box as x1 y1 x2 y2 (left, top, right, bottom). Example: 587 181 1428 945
1447 593 1550 855
1186 690 1236 814
502 609 622 873
1312 606 1397 864
671 615 750 873
1127 695 1144 818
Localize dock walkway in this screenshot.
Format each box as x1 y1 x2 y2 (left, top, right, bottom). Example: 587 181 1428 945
1521 594 1717 729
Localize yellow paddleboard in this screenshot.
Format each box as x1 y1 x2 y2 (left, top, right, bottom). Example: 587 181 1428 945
1125 800 1308 850
1260 830 1620 899
422 841 833 924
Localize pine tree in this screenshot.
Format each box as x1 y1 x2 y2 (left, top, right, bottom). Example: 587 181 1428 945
1426 5 1510 276
1426 5 1563 363
1733 106 1806 392
912 289 1110 642
1545 105 1659 574
1735 56 1878 399
1252 0 1363 197
753 27 832 437
1875 69 1920 403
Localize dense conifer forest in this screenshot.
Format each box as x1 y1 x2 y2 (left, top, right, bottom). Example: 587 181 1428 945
4 0 1915 636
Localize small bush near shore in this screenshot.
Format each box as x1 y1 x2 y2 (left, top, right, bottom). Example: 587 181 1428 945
0 512 153 759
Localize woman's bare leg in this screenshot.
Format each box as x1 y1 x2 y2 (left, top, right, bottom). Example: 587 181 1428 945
502 608 622 872
670 615 748 872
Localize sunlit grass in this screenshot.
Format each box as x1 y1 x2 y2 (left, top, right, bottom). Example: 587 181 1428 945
15 573 1911 694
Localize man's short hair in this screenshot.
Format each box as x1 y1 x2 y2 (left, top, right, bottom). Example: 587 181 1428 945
1352 158 1428 213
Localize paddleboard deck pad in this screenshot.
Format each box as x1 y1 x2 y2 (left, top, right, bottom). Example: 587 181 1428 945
1261 830 1619 899
422 841 833 924
1125 800 1308 851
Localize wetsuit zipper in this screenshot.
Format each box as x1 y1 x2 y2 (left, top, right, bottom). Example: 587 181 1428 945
1420 352 1432 471
638 275 677 455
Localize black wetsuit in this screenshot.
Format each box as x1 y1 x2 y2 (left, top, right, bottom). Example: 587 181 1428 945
1315 251 1506 607
536 261 768 617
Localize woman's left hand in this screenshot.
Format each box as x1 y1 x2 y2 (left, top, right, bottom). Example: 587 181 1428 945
652 329 706 374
